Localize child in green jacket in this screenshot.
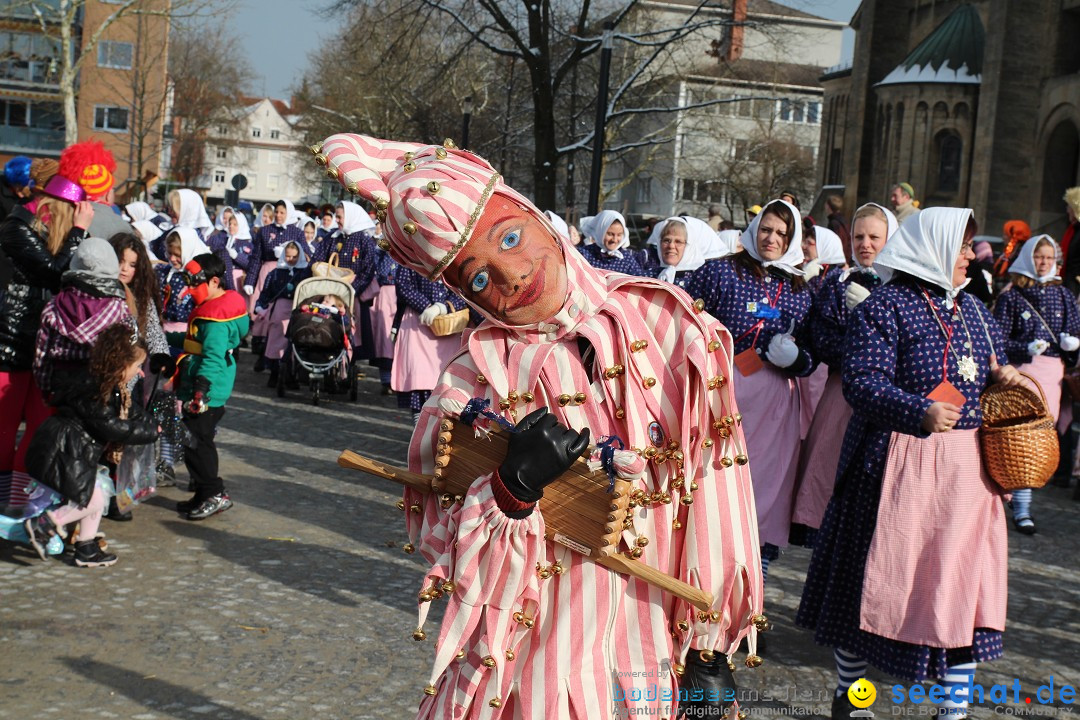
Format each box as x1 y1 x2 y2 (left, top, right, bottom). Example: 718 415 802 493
175 253 250 520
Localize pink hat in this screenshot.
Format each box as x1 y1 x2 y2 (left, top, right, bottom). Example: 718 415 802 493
312 133 544 280
41 174 86 203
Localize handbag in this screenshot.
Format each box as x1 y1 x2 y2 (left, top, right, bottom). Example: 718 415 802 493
430 308 470 337
311 252 356 286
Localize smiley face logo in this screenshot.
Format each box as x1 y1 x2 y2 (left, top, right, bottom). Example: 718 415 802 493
847 678 877 709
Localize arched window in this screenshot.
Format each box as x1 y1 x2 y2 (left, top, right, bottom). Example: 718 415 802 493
938 133 962 192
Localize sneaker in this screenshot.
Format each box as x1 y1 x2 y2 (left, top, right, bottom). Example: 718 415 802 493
156 462 177 488
187 493 233 520
24 511 65 561
73 539 117 567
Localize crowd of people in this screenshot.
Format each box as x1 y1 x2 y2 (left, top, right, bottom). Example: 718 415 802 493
3 129 1080 719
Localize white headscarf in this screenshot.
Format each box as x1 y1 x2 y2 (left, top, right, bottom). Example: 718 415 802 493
320 211 338 231
275 240 309 269
214 206 235 231
1009 234 1061 284
581 210 629 257
716 229 742 256
125 201 154 223
336 200 376 235
165 226 211 272
811 225 847 266
653 216 731 283
174 189 214 234
544 211 569 242
228 211 252 241
295 214 317 231
875 206 974 307
278 199 301 226
256 203 275 228
740 199 805 276
132 220 163 261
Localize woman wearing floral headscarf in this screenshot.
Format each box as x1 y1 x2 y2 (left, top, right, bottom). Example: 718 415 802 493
315 133 763 719
791 203 898 544
579 210 647 276
798 208 1023 720
686 198 816 584
992 234 1080 534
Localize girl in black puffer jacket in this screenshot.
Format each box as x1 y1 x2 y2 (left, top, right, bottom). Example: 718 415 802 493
24 323 158 566
0 177 94 510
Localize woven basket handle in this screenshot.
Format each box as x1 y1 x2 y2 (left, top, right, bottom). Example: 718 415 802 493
328 252 340 268
1017 370 1050 413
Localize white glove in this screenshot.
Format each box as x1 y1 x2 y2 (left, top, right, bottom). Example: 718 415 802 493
1061 333 1080 352
845 282 871 310
801 258 822 280
765 332 800 368
1028 339 1050 357
228 247 238 260
419 302 448 326
243 285 255 296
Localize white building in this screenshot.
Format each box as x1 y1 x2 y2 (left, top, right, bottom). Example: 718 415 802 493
607 0 844 224
203 97 320 207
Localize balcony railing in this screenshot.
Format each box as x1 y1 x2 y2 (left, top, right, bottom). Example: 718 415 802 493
0 124 65 153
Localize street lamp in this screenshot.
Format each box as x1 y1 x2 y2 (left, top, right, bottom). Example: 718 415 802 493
462 95 474 150
587 22 614 216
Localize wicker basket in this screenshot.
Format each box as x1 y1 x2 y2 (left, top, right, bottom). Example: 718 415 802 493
979 371 1059 491
430 308 470 337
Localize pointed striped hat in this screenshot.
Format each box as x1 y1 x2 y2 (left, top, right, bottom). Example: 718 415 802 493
312 134 549 280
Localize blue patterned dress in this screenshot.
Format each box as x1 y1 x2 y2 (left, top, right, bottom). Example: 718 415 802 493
634 245 662 277
810 269 883 372
796 279 1009 682
155 264 195 345
991 283 1080 365
204 230 237 291
579 243 647 276
244 223 307 289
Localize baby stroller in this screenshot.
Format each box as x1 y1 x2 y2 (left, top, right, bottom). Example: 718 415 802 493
277 276 358 405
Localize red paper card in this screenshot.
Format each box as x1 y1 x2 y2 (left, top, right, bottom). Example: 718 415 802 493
927 381 967 406
734 348 764 377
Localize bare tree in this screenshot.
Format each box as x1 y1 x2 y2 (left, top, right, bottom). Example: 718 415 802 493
166 19 253 186
12 0 231 145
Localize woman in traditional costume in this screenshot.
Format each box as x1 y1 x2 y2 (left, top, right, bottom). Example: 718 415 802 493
686 199 815 583
991 234 1080 534
797 207 1022 719
579 210 646 276
314 133 764 719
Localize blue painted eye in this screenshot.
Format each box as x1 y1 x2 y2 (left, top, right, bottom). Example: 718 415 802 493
470 270 490 293
501 231 521 250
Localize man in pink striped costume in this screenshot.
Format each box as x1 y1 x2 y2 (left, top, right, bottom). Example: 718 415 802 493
314 133 765 719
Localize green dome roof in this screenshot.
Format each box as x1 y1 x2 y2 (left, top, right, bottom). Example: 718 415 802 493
878 4 984 86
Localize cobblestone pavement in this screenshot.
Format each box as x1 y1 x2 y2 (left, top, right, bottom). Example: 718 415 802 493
3 356 1079 719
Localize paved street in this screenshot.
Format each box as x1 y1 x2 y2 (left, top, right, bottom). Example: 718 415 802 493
3 355 1079 719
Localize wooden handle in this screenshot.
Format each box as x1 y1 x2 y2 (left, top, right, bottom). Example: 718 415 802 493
598 553 714 611
337 450 430 494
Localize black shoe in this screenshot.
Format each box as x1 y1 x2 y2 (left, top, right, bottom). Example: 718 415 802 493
74 539 117 567
680 651 738 717
177 497 199 513
187 493 233 520
24 511 64 561
831 692 856 720
106 498 133 522
1013 515 1037 535
267 371 279 388
254 356 266 373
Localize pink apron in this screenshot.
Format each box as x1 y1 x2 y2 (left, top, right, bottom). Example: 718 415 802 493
232 268 246 298
247 260 277 324
732 361 802 547
1017 353 1064 425
371 284 397 360
798 365 829 439
264 298 293 360
860 428 1007 647
792 372 851 528
391 309 462 393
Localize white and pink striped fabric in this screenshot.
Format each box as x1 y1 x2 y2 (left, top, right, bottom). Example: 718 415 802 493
315 133 764 719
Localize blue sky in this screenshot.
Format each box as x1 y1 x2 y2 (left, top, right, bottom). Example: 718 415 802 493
233 0 862 101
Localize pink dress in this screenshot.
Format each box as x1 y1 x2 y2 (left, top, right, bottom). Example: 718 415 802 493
371 284 397 360
404 246 763 719
791 372 852 529
390 310 462 393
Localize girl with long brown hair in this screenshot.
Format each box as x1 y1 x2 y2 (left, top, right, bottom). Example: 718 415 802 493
0 168 94 509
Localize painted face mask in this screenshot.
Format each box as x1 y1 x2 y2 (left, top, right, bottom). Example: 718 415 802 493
183 259 211 305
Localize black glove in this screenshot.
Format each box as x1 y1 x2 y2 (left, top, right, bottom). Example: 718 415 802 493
498 407 590 503
678 652 738 718
149 353 176 377
192 375 211 396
